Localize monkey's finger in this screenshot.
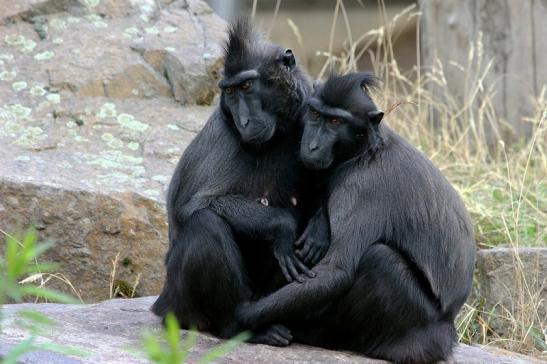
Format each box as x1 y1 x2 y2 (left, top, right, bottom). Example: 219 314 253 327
298 239 313 259
277 257 293 282
302 245 317 264
294 247 309 261
286 257 304 283
294 230 309 248
271 324 292 341
310 249 324 265
293 256 316 278
269 332 290 346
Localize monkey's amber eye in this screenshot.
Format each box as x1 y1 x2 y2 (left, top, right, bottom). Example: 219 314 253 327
310 110 320 119
328 118 341 126
224 87 233 94
241 80 252 90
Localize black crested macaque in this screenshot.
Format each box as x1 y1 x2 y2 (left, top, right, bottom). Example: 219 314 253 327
151 19 327 346
236 73 476 363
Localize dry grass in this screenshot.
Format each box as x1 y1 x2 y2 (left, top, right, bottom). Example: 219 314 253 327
283 0 546 357
0 229 141 303
0 227 84 303
109 251 141 299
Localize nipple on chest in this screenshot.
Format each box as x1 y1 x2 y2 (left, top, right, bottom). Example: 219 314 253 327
257 196 297 207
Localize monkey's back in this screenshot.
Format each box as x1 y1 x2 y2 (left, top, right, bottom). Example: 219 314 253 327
327 125 476 318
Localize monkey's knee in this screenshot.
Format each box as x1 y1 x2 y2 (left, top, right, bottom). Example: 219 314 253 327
354 243 441 322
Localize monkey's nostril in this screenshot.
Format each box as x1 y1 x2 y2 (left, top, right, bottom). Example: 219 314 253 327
309 143 318 151
241 118 249 127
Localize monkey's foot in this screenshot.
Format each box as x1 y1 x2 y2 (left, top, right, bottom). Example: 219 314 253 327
248 324 292 347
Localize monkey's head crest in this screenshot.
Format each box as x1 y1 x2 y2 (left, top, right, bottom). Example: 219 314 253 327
223 18 265 78
319 72 380 121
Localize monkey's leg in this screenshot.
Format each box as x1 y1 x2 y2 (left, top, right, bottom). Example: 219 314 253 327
310 244 456 363
235 258 353 330
152 209 292 346
153 209 249 337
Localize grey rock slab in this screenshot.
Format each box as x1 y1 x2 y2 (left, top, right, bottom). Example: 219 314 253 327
1 97 212 197
44 16 173 100
476 248 547 335
0 0 225 303
132 0 226 105
0 98 213 302
0 0 163 24
0 0 82 24
0 297 541 363
0 0 225 104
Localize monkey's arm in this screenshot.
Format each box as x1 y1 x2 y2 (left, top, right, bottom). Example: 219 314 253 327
208 195 294 239
295 207 331 266
209 195 315 282
236 190 382 327
235 261 352 328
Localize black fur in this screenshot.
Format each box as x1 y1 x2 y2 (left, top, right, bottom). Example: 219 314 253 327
151 19 320 345
236 73 476 363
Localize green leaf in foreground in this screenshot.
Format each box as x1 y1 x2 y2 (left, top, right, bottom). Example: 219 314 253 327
1 337 35 364
18 285 80 304
142 313 249 364
198 331 251 364
34 342 89 358
17 310 55 326
1 228 85 363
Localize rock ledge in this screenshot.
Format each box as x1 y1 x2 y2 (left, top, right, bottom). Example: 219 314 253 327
0 297 541 364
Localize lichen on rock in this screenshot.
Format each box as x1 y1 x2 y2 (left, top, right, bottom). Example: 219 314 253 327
0 0 225 302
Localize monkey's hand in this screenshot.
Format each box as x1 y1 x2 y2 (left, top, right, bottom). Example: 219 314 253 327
295 209 331 266
236 303 292 347
270 214 316 283
273 241 316 283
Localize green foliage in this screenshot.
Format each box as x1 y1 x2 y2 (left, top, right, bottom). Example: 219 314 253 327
142 313 250 364
0 228 84 363
1 229 246 363
0 228 78 305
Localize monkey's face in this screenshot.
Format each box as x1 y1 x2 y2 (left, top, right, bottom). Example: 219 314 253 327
219 48 300 145
300 93 384 170
221 75 278 144
300 102 353 170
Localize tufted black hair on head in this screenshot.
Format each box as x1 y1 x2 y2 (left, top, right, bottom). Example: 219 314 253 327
318 72 380 118
223 18 265 78
321 72 378 103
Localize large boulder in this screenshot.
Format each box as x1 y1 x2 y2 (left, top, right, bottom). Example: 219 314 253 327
0 297 542 363
0 0 225 302
0 100 212 302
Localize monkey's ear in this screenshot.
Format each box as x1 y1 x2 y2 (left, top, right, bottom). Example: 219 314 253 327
282 49 296 70
368 110 384 125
